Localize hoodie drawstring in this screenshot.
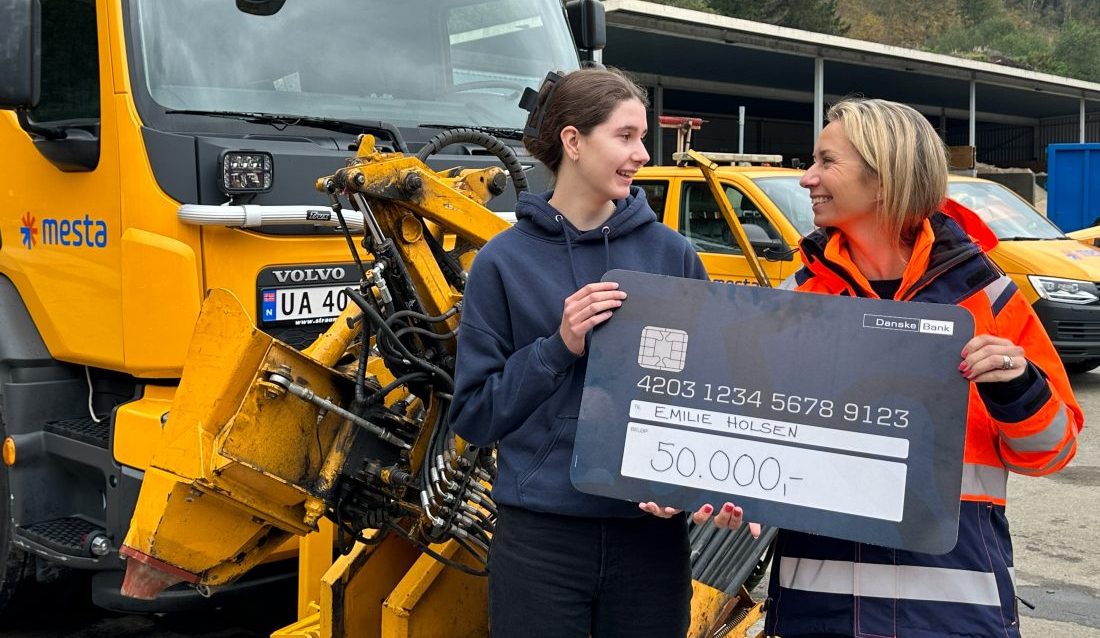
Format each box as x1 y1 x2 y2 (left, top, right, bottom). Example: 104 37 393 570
602 226 611 274
557 215 583 289
555 215 615 288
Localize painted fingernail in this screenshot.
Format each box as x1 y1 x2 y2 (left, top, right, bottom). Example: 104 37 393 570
733 507 743 517
703 504 713 514
723 503 734 513
961 348 968 357
958 362 966 371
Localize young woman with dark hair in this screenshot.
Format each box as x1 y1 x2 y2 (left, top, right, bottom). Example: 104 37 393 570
448 68 746 637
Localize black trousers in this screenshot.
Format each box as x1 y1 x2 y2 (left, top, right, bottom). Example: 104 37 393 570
487 504 692 638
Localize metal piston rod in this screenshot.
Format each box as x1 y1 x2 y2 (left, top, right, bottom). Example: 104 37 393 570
265 371 412 450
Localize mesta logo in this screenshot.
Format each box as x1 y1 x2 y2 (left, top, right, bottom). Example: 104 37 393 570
20 212 38 249
18 212 108 249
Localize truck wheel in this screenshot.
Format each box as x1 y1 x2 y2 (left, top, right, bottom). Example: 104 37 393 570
0 410 30 614
1064 359 1100 374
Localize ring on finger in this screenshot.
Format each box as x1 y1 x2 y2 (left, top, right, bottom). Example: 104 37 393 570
1001 354 1014 370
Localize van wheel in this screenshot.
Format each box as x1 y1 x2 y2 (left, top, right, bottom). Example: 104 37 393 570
0 408 30 614
1064 359 1100 374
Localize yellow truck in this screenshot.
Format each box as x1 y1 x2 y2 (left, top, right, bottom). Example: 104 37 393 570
0 1 769 634
0 0 578 614
635 162 1100 373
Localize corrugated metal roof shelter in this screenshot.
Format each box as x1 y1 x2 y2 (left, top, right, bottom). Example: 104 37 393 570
601 0 1100 169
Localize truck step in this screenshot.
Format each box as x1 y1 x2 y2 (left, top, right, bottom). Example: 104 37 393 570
17 517 105 556
44 415 109 449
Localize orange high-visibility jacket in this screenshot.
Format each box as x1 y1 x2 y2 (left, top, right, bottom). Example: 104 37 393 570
767 212 1083 638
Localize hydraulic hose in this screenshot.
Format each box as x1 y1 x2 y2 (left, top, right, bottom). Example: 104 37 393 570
415 128 528 196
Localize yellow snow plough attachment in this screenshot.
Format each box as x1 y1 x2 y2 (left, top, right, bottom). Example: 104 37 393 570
120 132 770 637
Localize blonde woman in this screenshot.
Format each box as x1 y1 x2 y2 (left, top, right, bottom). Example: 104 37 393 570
765 98 1083 637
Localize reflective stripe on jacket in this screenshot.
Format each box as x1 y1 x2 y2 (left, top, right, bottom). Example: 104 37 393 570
766 212 1083 638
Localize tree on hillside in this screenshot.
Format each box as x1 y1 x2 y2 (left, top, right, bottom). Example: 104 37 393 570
959 0 1005 26
645 0 713 12
782 0 850 35
1054 20 1100 81
646 0 1098 83
1048 0 1100 24
693 0 786 23
841 0 960 48
702 0 850 34
929 0 1056 72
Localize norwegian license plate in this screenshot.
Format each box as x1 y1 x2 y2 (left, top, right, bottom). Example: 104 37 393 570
256 263 359 327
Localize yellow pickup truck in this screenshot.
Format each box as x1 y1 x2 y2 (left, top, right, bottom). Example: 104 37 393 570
635 165 1100 373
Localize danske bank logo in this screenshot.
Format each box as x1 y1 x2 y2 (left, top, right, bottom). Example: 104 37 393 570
20 212 108 249
863 313 954 336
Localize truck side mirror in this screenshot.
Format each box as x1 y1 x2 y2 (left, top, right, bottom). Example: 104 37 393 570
0 0 41 110
235 0 287 16
565 0 606 60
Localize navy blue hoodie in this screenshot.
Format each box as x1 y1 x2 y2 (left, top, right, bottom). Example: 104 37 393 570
448 186 708 518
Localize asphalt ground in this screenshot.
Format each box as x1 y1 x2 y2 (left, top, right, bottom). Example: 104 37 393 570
1010 369 1100 637
2 372 1098 637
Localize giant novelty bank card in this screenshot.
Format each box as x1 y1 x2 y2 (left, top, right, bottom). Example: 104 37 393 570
572 270 974 554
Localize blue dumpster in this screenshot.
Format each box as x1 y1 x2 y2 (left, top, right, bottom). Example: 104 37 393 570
1047 143 1100 232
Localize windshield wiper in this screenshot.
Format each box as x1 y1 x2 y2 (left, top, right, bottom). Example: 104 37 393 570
998 236 1044 241
166 109 407 151
420 123 524 141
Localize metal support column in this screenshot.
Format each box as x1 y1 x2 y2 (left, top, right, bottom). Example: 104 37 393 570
969 79 977 176
652 84 664 165
969 79 976 148
1081 96 1087 143
738 106 746 154
814 57 824 143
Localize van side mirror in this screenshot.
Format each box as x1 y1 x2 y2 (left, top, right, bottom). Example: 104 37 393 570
565 0 606 61
0 0 41 110
752 239 796 262
740 223 795 261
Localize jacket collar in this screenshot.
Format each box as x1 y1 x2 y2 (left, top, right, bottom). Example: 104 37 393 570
799 212 988 300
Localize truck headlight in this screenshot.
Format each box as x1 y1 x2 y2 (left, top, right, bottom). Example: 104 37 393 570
220 150 273 194
1027 275 1099 305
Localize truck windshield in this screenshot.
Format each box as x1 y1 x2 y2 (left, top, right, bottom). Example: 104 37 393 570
948 182 1066 240
128 0 579 130
752 176 816 236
